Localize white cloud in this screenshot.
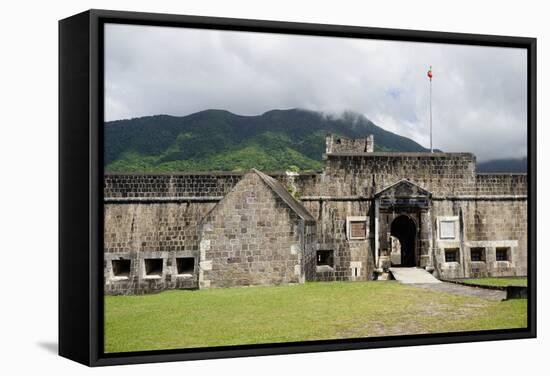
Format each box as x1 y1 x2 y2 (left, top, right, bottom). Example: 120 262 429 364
104 24 527 162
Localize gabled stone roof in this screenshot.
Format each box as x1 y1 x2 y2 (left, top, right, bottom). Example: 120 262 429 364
375 179 432 198
252 169 316 223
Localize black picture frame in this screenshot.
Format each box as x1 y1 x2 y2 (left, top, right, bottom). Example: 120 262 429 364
59 9 537 367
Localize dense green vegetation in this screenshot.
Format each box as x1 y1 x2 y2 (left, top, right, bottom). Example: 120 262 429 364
462 277 528 287
104 281 527 353
104 109 430 172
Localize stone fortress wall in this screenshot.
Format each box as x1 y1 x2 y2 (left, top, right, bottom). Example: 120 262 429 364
104 173 242 199
104 135 528 294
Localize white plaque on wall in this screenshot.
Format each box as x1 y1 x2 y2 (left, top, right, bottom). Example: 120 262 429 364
440 220 456 239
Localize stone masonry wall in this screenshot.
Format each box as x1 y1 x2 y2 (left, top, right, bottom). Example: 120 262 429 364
104 169 527 201
432 199 528 279
322 153 477 197
301 199 374 281
278 173 321 198
325 134 374 154
103 202 214 294
103 150 528 291
104 172 324 199
473 174 527 195
321 153 527 198
199 172 312 288
302 221 318 282
104 173 242 198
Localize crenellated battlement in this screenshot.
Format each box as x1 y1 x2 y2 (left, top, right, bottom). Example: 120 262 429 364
325 134 374 154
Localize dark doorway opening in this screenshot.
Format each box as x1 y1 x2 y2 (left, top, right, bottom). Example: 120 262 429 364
390 215 417 267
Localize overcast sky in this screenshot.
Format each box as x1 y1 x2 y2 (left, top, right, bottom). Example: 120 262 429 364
105 23 527 162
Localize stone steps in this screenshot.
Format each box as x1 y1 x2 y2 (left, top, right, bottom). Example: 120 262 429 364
389 267 442 284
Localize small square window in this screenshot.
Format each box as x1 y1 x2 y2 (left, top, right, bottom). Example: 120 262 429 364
144 258 163 277
470 247 485 262
496 247 510 261
316 250 334 267
347 217 367 240
440 220 456 239
445 248 459 263
176 257 195 274
112 259 131 277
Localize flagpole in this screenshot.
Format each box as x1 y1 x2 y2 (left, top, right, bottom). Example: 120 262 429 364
428 65 433 153
430 76 433 153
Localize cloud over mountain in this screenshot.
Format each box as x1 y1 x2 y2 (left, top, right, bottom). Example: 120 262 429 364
105 24 527 162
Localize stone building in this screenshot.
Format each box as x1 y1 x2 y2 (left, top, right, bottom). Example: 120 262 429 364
104 135 528 294
198 169 316 289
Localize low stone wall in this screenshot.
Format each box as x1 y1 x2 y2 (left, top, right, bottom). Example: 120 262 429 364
104 171 327 200
104 172 242 198
104 202 209 294
506 285 528 299
441 279 528 300
472 173 527 195
104 166 527 201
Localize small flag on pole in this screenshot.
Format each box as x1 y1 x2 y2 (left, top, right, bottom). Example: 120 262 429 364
427 66 433 81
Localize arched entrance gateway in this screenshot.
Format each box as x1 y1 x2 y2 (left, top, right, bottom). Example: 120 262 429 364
390 215 417 267
373 179 434 272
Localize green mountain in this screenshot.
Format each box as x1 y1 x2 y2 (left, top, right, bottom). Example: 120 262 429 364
104 108 432 172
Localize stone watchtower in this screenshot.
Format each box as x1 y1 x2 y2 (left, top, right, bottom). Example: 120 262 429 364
325 134 374 154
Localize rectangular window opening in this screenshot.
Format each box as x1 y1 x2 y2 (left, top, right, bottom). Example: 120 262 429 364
145 258 163 276
112 259 131 277
496 247 510 261
444 248 459 263
317 250 334 267
176 257 195 274
470 247 485 262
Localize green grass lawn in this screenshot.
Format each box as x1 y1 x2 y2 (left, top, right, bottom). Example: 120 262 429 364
461 277 528 287
104 281 527 353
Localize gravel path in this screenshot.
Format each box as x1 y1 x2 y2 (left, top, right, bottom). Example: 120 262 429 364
408 282 506 301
